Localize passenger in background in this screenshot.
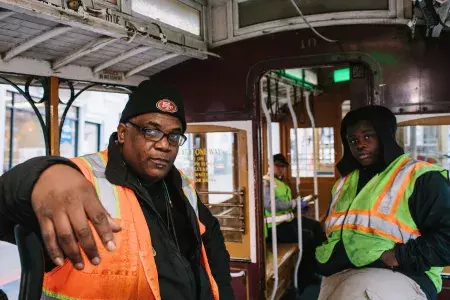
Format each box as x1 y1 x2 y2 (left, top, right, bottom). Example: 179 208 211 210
263 153 325 297
316 105 450 300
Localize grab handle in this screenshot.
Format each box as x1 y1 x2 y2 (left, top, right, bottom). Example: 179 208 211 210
14 224 44 300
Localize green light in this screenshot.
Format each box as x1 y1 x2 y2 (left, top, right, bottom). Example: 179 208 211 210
333 68 350 83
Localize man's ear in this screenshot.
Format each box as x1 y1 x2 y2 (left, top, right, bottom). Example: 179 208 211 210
117 123 127 144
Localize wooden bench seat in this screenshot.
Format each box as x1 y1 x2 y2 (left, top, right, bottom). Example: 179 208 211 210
265 243 299 300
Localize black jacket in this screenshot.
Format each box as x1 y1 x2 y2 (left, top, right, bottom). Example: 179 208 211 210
0 134 234 300
318 106 450 300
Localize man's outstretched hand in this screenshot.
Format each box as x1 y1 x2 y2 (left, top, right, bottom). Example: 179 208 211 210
31 165 121 270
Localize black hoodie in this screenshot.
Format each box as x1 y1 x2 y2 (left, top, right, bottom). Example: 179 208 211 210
317 105 450 300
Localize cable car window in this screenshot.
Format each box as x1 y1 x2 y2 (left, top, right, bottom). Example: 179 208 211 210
4 90 46 173
59 105 79 158
175 130 243 242
397 125 450 169
290 127 335 177
57 88 128 157
238 0 389 28
174 125 250 259
132 0 201 35
82 122 101 156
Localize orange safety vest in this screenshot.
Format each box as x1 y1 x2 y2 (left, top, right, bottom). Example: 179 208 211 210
42 150 219 300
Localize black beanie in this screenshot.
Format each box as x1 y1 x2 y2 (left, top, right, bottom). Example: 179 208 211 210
120 80 187 132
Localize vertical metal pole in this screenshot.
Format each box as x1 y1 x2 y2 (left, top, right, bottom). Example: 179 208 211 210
261 81 278 300
8 93 15 169
304 91 319 220
286 86 303 290
46 77 60 155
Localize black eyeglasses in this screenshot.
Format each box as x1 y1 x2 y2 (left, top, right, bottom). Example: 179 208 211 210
127 121 187 146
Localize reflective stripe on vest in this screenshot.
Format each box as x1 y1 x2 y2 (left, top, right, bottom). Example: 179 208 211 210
265 212 295 225
325 157 421 242
42 150 219 300
317 154 446 292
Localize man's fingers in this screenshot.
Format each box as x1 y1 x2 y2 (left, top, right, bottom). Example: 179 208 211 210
85 201 119 252
39 218 64 267
108 215 122 233
53 214 84 270
68 208 100 266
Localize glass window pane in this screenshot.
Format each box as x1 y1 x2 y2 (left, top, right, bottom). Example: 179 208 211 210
3 91 46 171
132 0 201 35
290 127 335 177
83 122 100 155
59 105 78 158
238 0 389 28
397 125 450 168
174 130 243 242
60 118 77 158
59 88 128 151
175 132 237 203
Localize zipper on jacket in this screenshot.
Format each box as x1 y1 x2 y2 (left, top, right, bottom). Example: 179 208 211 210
130 180 198 299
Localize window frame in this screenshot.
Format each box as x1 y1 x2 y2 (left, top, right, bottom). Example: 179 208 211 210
129 0 205 38
177 124 251 261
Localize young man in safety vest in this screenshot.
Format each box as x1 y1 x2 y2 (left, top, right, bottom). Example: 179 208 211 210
0 80 234 300
263 154 325 296
316 105 450 300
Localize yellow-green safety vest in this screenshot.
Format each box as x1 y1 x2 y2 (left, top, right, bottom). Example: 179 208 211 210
316 154 447 292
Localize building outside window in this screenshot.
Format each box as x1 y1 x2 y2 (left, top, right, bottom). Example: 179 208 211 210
4 91 46 171
59 104 79 159
397 124 450 170
290 127 335 177
83 121 101 155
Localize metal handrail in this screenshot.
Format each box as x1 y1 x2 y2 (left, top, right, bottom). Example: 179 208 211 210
220 227 245 232
206 203 243 208
287 86 303 291
197 190 244 195
305 91 320 221
215 215 244 220
261 80 278 300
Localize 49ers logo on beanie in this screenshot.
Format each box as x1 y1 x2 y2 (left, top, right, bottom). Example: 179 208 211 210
156 99 178 113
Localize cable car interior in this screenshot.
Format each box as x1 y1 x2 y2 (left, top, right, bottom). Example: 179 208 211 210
1 0 450 299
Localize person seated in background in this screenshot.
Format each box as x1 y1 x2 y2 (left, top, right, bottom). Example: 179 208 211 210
263 153 325 296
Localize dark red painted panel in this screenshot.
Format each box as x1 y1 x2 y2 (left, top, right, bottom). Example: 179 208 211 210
153 25 450 121
439 279 450 300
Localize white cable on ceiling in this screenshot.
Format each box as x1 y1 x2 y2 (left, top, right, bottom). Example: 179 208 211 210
289 0 338 43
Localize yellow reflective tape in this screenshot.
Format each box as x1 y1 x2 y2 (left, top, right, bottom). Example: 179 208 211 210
42 288 79 300
79 156 100 197
94 153 120 218
112 183 121 218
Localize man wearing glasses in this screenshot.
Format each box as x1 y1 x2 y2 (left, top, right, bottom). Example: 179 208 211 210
0 80 234 300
